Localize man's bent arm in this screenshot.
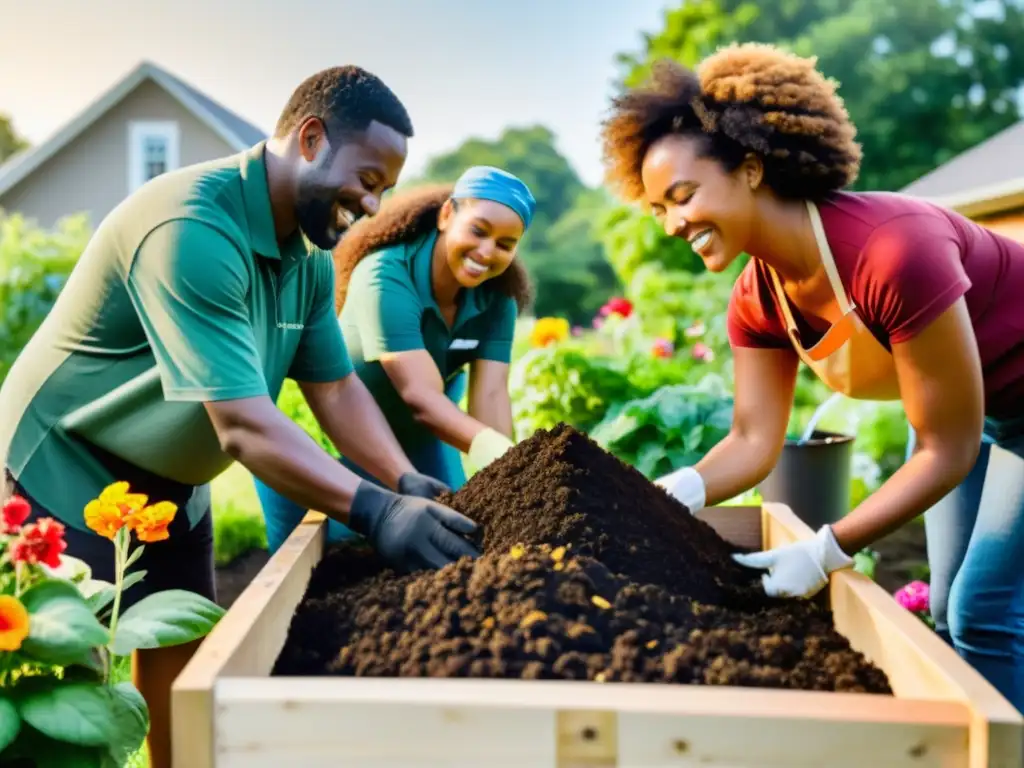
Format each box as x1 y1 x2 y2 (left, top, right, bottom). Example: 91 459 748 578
204 396 365 522
297 374 415 490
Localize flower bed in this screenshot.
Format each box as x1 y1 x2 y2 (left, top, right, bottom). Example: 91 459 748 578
0 484 224 765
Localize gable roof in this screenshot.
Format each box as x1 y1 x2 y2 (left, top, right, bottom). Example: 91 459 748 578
0 61 267 198
901 119 1024 218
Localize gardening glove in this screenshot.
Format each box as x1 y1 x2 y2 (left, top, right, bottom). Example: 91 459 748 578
348 480 481 573
467 427 515 469
397 471 450 500
732 525 854 599
653 466 706 514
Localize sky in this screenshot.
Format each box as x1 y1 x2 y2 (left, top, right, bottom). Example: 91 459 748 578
0 0 672 187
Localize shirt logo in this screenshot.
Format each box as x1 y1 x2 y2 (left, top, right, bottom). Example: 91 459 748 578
449 338 479 350
277 322 305 331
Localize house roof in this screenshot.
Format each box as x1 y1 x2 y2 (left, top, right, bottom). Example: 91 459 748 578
0 61 267 198
901 119 1024 218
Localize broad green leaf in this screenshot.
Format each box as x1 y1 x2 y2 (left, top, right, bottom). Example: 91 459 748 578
18 680 118 747
20 580 110 665
105 683 149 765
111 589 225 656
0 693 21 752
635 443 667 479
684 424 705 453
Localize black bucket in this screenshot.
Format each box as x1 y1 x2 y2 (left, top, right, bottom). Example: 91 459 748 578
756 429 855 530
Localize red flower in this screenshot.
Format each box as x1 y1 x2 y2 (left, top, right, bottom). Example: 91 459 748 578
10 518 67 569
599 297 633 319
1 495 31 534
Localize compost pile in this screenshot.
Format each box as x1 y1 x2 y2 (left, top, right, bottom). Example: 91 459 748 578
273 424 891 693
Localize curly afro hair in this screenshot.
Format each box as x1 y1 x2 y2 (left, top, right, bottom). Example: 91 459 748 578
275 65 414 139
333 184 533 315
600 43 862 202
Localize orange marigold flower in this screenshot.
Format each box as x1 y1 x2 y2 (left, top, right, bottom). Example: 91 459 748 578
126 501 177 543
84 482 149 540
0 595 30 651
84 501 127 540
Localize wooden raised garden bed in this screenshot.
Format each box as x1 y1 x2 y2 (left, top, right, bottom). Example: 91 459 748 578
171 503 1022 768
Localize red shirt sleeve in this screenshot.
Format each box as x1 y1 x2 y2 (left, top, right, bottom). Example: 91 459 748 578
854 213 972 345
726 260 791 350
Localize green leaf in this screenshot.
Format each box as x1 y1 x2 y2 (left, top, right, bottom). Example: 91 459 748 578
81 579 116 615
124 545 145 570
105 683 149 765
111 589 225 656
635 443 667 479
0 693 21 752
120 570 147 593
18 680 118 747
21 580 110 665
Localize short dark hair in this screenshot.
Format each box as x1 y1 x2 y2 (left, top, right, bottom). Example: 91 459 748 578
274 65 414 140
601 43 861 202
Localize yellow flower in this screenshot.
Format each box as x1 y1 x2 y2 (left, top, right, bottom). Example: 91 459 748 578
126 501 177 543
0 596 30 651
98 482 149 513
530 317 570 348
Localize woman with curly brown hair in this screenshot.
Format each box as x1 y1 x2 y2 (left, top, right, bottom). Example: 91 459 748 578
254 166 536 553
601 42 1024 707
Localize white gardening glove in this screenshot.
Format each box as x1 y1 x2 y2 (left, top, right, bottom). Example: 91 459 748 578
653 466 706 514
467 427 515 469
732 525 855 598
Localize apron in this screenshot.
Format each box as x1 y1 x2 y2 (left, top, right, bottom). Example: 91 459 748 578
767 201 903 402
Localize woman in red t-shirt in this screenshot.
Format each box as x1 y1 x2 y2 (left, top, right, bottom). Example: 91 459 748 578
600 42 1024 708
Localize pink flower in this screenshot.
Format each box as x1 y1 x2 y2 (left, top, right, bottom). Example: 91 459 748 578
592 315 604 330
652 338 674 358
691 342 715 362
571 325 583 336
894 581 930 614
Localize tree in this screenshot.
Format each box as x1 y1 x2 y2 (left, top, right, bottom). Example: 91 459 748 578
0 114 28 165
615 0 1024 191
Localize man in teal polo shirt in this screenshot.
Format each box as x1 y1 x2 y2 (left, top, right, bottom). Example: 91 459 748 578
0 65 479 768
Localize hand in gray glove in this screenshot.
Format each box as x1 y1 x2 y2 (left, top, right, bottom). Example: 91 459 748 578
348 480 480 572
397 471 451 500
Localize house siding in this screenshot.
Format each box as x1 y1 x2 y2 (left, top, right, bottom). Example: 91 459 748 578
0 79 238 230
976 208 1024 243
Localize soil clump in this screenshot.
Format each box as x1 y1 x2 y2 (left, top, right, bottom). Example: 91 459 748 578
273 424 891 694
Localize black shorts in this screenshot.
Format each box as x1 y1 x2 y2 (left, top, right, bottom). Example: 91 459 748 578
5 442 216 611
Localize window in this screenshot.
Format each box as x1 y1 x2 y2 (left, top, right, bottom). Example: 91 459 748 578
128 121 180 192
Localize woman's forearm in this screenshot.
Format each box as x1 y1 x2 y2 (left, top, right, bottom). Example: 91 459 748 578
831 442 978 554
406 390 490 453
695 431 782 506
301 376 415 490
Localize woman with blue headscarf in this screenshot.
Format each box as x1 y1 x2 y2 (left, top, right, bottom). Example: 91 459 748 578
254 166 537 552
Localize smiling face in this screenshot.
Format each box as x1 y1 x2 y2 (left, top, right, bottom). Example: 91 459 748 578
640 134 762 273
294 118 408 250
437 198 525 288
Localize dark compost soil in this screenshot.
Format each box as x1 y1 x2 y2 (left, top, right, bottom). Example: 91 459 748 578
272 424 892 694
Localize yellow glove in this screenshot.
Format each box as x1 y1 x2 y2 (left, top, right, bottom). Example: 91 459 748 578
467 428 515 469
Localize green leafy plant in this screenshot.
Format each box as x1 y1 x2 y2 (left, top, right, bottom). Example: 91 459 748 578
590 375 735 478
509 343 637 438
0 483 225 765
0 211 90 386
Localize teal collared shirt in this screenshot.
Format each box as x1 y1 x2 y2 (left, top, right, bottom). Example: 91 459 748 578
339 229 516 446
0 142 352 530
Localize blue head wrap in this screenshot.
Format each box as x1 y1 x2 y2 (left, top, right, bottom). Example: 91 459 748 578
451 166 537 230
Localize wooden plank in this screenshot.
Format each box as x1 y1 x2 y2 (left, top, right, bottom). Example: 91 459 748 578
214 678 969 768
762 502 1024 768
170 511 326 768
695 504 762 550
